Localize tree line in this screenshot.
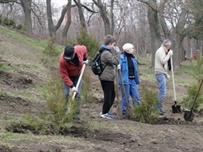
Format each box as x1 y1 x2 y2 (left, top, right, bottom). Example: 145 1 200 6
0 0 203 69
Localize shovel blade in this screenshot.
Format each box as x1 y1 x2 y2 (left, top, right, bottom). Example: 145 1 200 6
172 104 181 113
184 110 195 121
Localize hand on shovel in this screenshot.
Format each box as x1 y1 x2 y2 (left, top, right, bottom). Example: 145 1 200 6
70 86 78 97
71 86 78 93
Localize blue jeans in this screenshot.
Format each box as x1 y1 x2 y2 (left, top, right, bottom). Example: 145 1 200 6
155 73 166 111
63 74 82 114
120 79 141 114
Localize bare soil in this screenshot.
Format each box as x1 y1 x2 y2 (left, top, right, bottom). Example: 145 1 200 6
0 28 203 152
0 65 203 152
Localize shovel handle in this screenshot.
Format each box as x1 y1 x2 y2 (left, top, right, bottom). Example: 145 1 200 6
190 76 203 110
72 64 86 100
118 69 129 106
171 56 177 101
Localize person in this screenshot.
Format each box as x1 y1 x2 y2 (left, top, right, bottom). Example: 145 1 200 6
154 39 173 115
59 44 88 120
99 35 120 119
117 43 141 116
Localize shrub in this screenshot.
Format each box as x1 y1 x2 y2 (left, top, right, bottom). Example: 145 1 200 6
182 82 203 111
182 51 203 111
41 38 60 66
76 28 100 61
0 14 2 24
81 70 92 103
133 84 159 123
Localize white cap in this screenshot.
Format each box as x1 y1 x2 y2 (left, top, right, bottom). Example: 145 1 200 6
122 43 134 51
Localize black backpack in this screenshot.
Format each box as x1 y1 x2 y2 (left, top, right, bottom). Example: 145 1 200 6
91 49 106 75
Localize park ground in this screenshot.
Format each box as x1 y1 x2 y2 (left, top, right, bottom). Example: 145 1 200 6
0 25 203 152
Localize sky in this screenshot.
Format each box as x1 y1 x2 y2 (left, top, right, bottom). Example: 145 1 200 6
52 0 91 8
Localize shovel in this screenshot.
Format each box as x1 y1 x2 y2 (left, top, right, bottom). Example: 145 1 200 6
171 56 181 113
118 69 132 119
184 76 203 121
116 68 122 119
72 64 86 100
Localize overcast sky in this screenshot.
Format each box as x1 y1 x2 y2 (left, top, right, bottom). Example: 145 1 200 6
52 0 91 8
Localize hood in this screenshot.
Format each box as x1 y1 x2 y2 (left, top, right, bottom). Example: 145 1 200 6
99 45 111 52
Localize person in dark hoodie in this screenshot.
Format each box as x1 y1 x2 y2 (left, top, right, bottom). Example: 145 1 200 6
59 45 88 120
99 35 120 119
117 43 141 116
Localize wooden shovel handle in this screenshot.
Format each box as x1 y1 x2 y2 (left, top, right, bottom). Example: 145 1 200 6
171 56 177 101
190 76 203 110
72 64 86 100
118 69 129 106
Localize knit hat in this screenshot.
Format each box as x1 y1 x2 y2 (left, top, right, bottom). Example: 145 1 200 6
64 45 75 61
122 43 134 51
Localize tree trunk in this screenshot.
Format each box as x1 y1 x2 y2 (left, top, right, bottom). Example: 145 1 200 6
46 0 56 38
74 0 86 30
20 0 32 33
62 0 72 46
147 2 161 69
93 0 112 35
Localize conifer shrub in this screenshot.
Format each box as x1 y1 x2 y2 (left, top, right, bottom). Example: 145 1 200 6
76 28 100 61
81 70 92 103
182 83 203 111
15 73 76 135
133 84 159 123
42 38 60 66
182 50 203 111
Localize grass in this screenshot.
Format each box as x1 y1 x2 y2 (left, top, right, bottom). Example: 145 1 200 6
0 26 46 50
0 64 17 71
0 25 203 151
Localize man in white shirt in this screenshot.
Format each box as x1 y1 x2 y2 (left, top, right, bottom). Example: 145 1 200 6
155 39 173 115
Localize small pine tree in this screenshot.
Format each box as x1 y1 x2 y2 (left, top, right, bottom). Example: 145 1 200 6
182 50 203 111
133 84 159 123
76 28 100 60
42 38 60 66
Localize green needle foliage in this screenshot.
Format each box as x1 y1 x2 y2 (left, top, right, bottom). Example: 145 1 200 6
133 84 159 123
182 51 203 111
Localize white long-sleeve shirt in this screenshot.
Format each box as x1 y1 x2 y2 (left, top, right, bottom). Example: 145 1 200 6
154 45 171 75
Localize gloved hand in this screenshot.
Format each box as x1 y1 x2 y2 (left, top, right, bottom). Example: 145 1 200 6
114 46 120 53
83 59 88 65
117 64 121 70
71 86 78 93
168 50 173 56
166 74 170 79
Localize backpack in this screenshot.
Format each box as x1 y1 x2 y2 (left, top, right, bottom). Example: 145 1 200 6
91 49 106 75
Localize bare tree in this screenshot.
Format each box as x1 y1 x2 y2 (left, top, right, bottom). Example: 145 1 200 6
92 0 114 35
46 0 71 39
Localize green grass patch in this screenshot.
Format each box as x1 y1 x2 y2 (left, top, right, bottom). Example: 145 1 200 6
0 64 17 71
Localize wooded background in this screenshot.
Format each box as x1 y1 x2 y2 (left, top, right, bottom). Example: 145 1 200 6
0 0 203 69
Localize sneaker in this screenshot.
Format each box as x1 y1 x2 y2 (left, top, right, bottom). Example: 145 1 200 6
100 113 114 119
107 113 115 119
160 110 166 114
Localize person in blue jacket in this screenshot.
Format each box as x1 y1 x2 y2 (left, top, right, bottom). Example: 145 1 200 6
117 43 141 116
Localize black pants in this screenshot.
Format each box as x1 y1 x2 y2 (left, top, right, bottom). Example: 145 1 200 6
100 80 115 114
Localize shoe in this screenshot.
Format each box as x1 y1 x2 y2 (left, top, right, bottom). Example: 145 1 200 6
159 112 164 115
100 113 114 119
107 113 115 119
160 110 166 114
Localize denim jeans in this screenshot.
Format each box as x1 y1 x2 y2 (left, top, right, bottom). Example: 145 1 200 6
63 74 82 114
120 79 141 114
155 73 166 111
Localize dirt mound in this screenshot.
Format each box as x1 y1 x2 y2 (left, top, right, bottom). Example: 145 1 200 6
0 145 19 152
0 70 36 89
0 94 48 118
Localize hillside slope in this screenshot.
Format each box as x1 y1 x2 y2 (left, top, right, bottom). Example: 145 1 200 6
0 26 203 152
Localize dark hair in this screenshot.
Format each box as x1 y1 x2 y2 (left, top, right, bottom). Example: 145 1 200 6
104 35 116 45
